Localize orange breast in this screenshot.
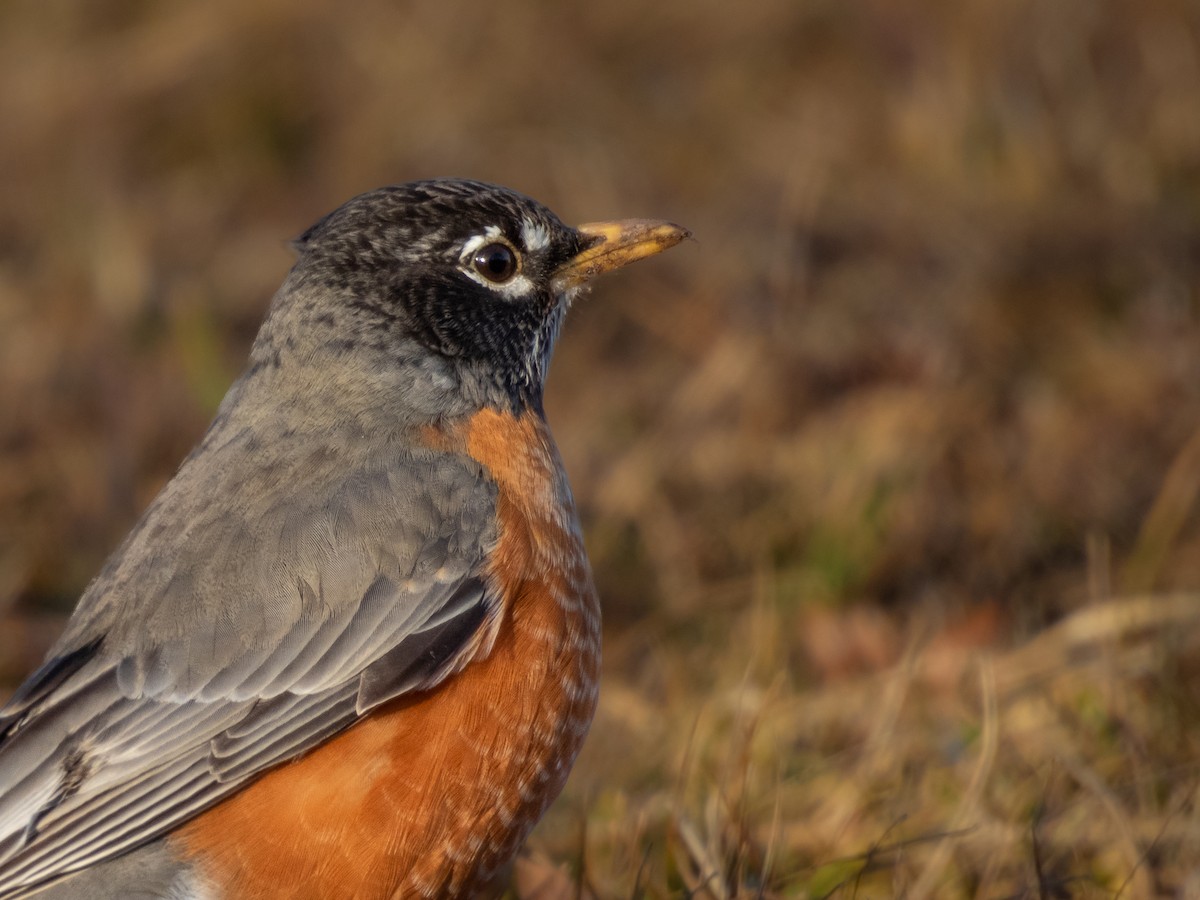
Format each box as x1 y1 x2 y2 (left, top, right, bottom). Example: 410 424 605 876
175 409 600 899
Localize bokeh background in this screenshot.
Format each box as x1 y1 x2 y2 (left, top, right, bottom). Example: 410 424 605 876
3 1 1200 896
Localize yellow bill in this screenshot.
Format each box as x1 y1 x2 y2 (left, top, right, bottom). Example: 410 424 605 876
553 219 691 291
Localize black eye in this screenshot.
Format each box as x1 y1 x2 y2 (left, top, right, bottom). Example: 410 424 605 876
472 242 519 283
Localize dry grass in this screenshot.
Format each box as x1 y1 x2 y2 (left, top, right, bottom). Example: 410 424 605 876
540 592 1200 897
2 0 1200 896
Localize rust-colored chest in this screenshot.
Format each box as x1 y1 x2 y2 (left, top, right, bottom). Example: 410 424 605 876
176 409 601 899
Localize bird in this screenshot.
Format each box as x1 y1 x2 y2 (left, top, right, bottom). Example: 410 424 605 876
0 179 689 899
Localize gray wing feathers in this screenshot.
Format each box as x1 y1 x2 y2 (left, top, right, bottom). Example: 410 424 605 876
209 682 360 782
0 644 101 734
356 588 488 712
0 433 499 898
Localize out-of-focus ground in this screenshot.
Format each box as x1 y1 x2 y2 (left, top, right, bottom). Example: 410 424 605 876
2 1 1200 896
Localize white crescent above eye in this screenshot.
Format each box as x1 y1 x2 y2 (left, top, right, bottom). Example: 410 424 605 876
458 228 535 299
520 219 551 253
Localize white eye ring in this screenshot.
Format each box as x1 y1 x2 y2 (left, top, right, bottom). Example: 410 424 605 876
458 230 534 298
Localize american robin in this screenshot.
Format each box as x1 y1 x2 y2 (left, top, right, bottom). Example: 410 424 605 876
0 179 688 899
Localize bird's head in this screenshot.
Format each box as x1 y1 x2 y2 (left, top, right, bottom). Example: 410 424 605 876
251 179 688 419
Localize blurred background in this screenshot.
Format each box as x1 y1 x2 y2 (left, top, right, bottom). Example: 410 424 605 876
2 0 1200 896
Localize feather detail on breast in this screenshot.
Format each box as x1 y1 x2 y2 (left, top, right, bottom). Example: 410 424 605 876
174 408 601 900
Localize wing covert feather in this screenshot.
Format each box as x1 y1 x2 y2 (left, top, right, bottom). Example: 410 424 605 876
0 435 501 898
